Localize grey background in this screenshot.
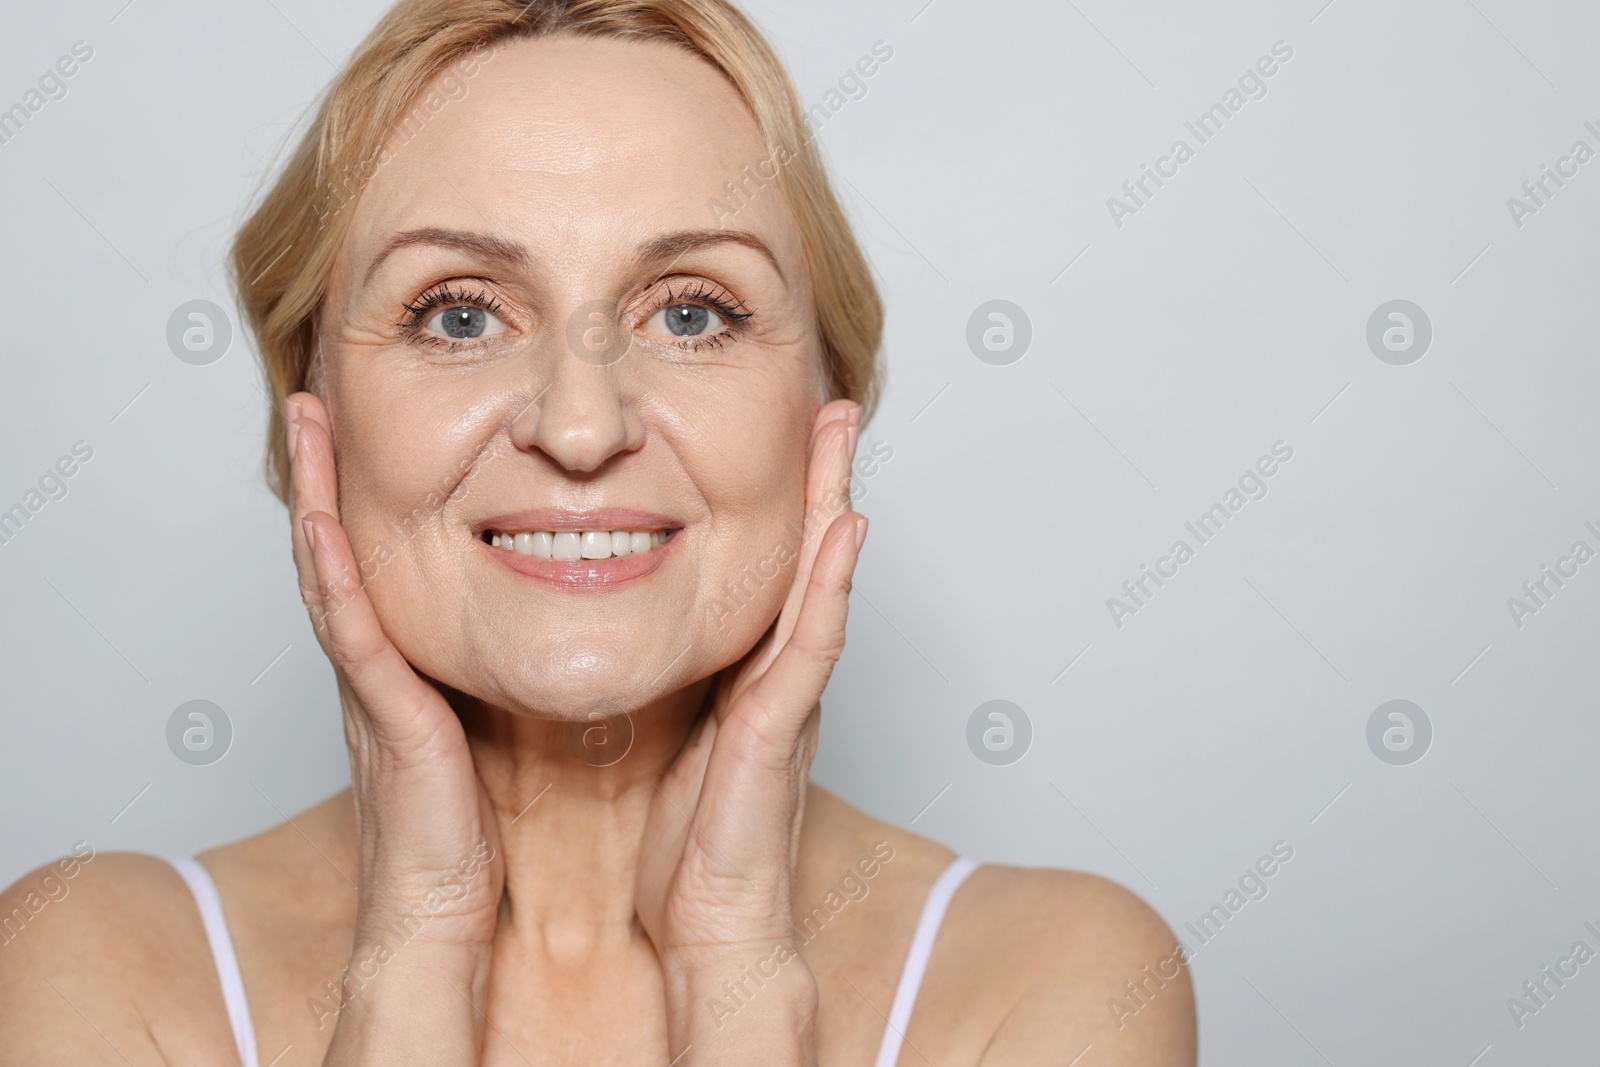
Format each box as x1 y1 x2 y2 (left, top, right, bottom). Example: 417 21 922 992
3 0 1597 1062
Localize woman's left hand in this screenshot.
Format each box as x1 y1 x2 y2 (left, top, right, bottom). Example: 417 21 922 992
636 398 865 1058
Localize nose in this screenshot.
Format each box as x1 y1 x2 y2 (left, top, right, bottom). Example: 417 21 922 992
508 316 644 474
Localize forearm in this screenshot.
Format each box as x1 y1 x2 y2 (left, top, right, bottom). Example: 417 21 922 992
664 947 820 1067
319 939 491 1067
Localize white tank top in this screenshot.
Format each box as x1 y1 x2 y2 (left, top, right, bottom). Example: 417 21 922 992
170 854 978 1067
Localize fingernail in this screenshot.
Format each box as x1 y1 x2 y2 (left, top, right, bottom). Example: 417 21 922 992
287 418 300 463
302 516 317 552
846 423 859 463
848 403 862 427
285 395 302 423
854 514 868 551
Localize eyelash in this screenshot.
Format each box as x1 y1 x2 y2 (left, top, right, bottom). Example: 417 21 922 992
396 281 502 351
396 282 505 351
655 280 754 351
394 279 755 353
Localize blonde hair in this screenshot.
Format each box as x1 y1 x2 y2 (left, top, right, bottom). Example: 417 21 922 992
231 0 884 504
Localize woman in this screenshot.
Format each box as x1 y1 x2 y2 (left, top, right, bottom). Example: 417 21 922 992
0 1 1195 1063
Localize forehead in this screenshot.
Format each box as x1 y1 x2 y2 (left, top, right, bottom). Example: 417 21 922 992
339 33 802 282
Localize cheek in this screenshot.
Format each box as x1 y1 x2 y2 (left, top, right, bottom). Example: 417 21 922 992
334 417 427 534
681 373 810 518
325 370 500 590
682 389 813 618
333 357 497 484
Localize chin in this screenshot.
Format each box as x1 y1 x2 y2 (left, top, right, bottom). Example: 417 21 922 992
392 601 771 722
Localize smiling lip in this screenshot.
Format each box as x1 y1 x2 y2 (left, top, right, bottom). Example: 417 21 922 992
473 508 681 589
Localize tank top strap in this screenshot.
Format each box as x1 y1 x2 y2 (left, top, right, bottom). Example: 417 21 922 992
169 857 259 1067
872 855 980 1067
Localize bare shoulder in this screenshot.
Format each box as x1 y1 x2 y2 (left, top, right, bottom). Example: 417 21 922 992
0 848 232 1065
799 787 1194 1065
940 865 1197 1066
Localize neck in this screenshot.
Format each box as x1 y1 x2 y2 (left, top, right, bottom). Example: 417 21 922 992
451 677 715 961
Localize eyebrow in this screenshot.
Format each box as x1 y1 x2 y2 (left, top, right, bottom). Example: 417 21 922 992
640 229 786 284
364 227 526 286
362 226 785 286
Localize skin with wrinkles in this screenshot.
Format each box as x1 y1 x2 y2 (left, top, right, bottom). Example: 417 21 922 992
320 34 818 720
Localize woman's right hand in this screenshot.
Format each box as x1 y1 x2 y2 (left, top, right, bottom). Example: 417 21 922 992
286 391 503 1061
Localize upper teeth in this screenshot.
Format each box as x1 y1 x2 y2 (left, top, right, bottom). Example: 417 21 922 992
490 529 668 560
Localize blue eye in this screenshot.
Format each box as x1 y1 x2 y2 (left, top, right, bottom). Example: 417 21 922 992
643 279 751 347
659 304 716 337
400 283 510 348
427 304 506 339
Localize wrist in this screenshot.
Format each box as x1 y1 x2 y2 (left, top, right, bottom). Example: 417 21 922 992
317 940 491 1065
328 935 488 1014
353 856 500 952
663 942 819 1060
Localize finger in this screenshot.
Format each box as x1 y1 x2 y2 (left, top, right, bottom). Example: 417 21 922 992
287 393 342 641
806 397 856 456
640 709 718 902
656 707 718 822
767 401 859 660
301 508 443 748
800 401 859 569
736 509 864 753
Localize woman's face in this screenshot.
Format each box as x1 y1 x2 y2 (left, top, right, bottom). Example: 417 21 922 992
317 34 823 719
